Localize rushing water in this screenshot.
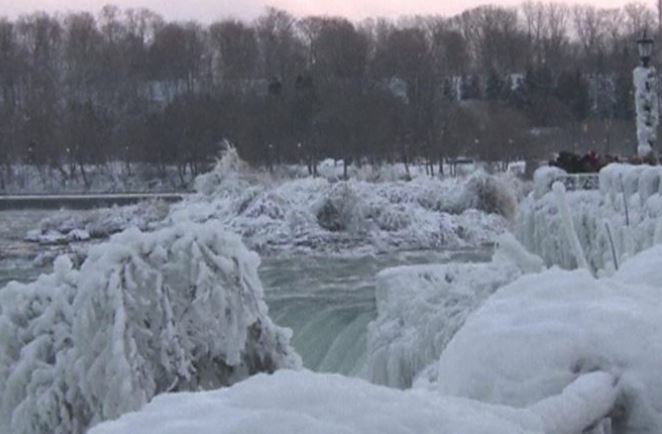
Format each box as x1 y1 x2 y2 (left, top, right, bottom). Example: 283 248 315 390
0 209 491 377
260 249 492 376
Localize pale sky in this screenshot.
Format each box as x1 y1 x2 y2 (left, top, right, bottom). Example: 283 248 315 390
0 0 650 22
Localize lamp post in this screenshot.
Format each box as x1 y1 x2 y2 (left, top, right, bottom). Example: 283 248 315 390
634 29 658 159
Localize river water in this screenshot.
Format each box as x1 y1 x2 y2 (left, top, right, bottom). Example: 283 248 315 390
0 209 491 376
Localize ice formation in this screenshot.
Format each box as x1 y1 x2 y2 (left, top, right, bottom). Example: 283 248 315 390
168 150 518 254
0 221 300 434
25 200 170 245
89 368 623 434
633 65 658 157
518 164 662 272
367 234 540 389
437 248 662 432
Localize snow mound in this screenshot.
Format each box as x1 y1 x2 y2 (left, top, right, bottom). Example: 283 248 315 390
367 235 538 389
89 369 547 434
0 222 300 434
89 368 624 434
437 252 662 433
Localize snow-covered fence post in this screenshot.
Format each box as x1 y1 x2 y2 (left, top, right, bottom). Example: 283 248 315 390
634 30 658 158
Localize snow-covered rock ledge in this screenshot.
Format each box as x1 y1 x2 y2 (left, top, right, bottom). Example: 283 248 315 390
0 222 300 434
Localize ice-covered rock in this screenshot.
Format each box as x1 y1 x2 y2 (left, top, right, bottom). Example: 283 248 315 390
436 250 662 433
0 221 300 434
367 235 537 389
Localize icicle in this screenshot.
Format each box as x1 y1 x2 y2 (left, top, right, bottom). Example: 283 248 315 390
604 221 619 271
553 182 590 272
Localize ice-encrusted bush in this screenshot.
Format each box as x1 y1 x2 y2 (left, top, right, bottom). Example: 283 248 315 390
366 200 411 232
194 145 250 196
241 192 288 220
314 181 365 233
0 222 301 434
462 172 518 221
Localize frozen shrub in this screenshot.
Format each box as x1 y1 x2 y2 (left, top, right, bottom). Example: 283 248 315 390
463 172 518 221
314 182 365 233
0 222 300 434
194 145 250 196
242 193 288 220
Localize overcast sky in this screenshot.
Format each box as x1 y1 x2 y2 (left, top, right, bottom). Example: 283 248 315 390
0 0 647 22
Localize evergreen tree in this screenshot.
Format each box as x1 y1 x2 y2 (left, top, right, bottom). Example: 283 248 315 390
556 70 590 121
485 67 506 101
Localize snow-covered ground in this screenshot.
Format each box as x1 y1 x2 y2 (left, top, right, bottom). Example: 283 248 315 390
89 369 619 434
25 200 170 245
0 162 194 194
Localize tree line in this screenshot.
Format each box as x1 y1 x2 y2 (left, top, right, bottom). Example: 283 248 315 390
0 2 657 183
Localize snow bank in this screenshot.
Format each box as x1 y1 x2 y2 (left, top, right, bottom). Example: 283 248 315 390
0 221 300 434
367 234 541 389
168 150 518 254
26 200 170 244
89 369 546 434
0 162 192 195
89 368 624 434
436 250 662 433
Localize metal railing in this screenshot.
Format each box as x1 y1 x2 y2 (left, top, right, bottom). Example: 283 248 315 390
556 173 600 191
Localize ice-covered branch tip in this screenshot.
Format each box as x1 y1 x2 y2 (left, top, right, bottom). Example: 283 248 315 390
0 222 301 434
529 371 618 434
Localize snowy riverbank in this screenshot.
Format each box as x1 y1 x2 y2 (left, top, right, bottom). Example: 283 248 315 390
22 151 523 257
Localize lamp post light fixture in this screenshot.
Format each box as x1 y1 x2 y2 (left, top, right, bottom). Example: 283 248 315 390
634 29 658 159
637 30 655 67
